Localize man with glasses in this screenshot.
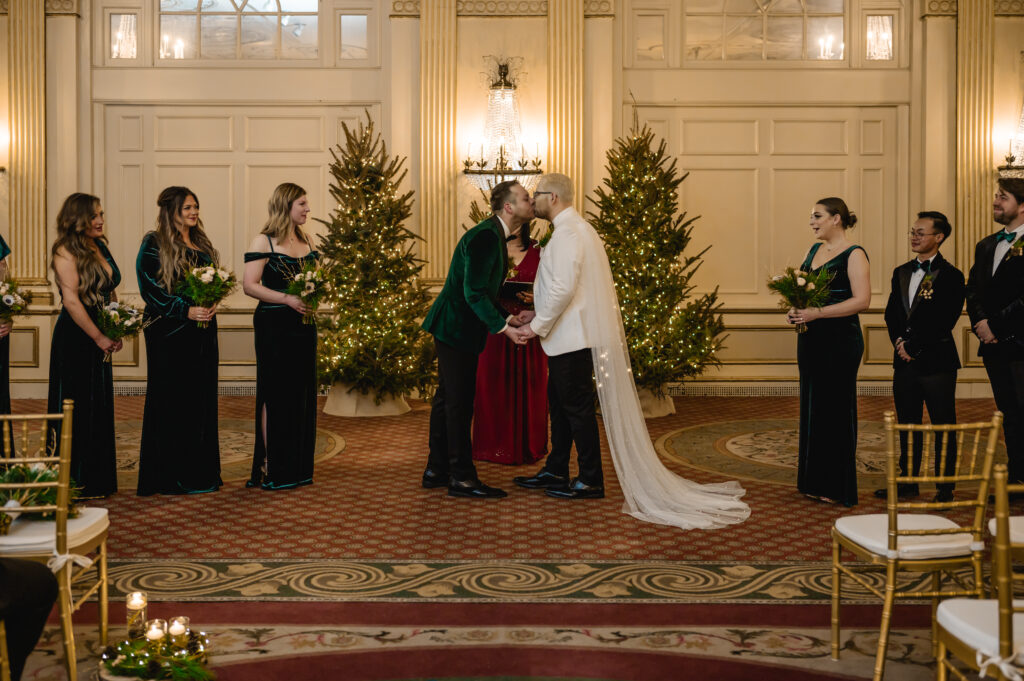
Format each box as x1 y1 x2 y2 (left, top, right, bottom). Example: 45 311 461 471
878 211 965 502
967 178 1024 487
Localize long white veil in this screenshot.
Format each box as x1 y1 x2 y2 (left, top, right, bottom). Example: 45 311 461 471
578 219 751 530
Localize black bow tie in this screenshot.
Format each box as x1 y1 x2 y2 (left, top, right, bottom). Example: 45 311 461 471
997 230 1017 243
912 260 932 273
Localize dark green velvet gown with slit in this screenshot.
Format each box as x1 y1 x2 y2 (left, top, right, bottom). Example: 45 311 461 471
243 240 318 490
135 233 222 496
46 240 119 498
797 243 866 507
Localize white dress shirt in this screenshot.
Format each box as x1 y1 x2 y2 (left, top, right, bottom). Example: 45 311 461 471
993 224 1024 275
908 254 936 303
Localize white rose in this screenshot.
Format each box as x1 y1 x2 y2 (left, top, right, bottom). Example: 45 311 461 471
0 284 9 295
125 317 137 327
796 277 806 286
807 283 815 291
217 269 229 280
772 275 783 282
294 273 304 282
305 271 313 281
200 272 214 284
109 311 120 322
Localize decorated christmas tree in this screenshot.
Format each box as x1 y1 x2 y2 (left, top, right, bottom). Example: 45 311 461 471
588 117 725 399
316 115 435 404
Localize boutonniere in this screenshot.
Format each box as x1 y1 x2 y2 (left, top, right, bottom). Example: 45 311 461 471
1006 236 1024 260
538 225 554 248
507 264 518 280
918 274 935 300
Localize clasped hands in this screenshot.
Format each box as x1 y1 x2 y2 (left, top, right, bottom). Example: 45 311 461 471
785 307 823 325
974 319 999 344
504 310 537 345
188 304 218 324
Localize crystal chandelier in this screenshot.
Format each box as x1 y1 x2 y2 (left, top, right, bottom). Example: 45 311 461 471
999 101 1024 179
463 60 542 191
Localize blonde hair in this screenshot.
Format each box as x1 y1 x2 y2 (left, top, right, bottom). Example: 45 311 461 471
150 186 219 292
538 173 574 206
51 193 114 307
261 182 310 245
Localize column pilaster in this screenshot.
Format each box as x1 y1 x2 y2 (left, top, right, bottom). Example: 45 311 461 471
955 0 994 266
547 0 584 204
419 0 457 281
8 0 48 285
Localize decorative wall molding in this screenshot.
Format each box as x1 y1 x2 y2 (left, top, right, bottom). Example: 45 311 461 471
922 0 956 15
0 0 80 14
390 0 613 17
995 0 1024 15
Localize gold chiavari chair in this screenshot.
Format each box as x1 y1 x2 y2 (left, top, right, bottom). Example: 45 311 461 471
936 464 1024 680
831 410 1002 681
0 400 109 681
0 620 9 681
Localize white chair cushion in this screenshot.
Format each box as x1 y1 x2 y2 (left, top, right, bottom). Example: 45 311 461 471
988 516 1024 543
0 507 108 555
937 598 1024 665
834 513 974 560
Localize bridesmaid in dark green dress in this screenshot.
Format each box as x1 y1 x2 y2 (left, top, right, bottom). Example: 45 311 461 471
242 183 318 490
787 197 871 507
136 186 222 496
47 193 123 498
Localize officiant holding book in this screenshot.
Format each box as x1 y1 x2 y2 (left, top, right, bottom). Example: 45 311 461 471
472 221 549 466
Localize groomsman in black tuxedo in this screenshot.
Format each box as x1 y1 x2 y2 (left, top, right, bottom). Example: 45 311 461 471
877 211 965 502
967 177 1024 484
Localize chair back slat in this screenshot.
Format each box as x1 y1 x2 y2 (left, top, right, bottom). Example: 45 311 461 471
0 400 74 553
884 411 1003 552
990 466 1024 661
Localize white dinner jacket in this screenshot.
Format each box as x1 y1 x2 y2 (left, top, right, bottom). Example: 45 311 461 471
530 206 592 357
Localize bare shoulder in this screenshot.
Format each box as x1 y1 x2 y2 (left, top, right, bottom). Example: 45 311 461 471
53 245 75 264
248 234 272 253
849 245 870 264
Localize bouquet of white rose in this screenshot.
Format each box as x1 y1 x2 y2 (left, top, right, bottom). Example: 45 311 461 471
95 301 148 361
176 266 237 328
0 279 29 323
767 267 834 333
284 262 329 324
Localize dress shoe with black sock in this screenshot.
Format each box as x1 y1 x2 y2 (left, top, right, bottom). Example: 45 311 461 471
422 468 449 489
545 478 604 499
448 479 508 499
932 489 955 503
873 483 919 500
513 470 570 490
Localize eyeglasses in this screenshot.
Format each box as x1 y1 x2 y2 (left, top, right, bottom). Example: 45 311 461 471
908 230 939 238
532 191 553 198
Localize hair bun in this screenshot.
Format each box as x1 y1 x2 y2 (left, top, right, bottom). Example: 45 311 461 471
847 211 858 228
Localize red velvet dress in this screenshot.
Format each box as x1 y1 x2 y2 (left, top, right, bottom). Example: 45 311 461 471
472 244 548 464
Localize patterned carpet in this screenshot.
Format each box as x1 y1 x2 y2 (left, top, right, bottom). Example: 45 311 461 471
14 394 1000 680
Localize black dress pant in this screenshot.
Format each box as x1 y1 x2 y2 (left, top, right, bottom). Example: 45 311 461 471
983 350 1024 482
893 365 957 491
543 348 603 486
0 557 58 681
428 339 481 483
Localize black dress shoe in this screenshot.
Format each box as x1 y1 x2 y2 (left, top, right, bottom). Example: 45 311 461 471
545 479 604 499
448 479 508 499
513 470 570 490
873 483 919 500
422 468 449 489
933 489 955 503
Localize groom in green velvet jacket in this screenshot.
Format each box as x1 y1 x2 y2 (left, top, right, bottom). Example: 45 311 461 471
421 180 534 498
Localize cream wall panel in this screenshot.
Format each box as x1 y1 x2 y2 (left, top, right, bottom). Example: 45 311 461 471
714 326 797 364
9 327 39 368
771 120 848 156
678 168 759 294
115 165 144 284
246 116 324 152
154 116 233 152
859 166 888 295
118 115 143 151
680 120 758 156
217 326 256 366
860 119 884 155
863 325 894 365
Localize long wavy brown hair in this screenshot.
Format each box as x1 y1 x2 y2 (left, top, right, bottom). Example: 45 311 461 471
50 193 113 307
149 186 219 291
261 182 310 245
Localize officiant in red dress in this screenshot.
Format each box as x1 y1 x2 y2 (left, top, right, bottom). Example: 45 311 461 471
472 226 549 464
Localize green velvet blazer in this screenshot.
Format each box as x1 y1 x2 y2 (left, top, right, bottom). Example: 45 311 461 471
421 215 509 354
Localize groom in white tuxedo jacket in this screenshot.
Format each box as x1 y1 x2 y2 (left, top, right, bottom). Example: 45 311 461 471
513 173 605 499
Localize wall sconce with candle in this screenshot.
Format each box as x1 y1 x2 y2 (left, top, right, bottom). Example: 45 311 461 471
462 57 542 191
999 100 1024 179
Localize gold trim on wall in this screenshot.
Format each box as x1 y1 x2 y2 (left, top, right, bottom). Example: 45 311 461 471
9 327 39 368
862 324 894 365
112 335 140 368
